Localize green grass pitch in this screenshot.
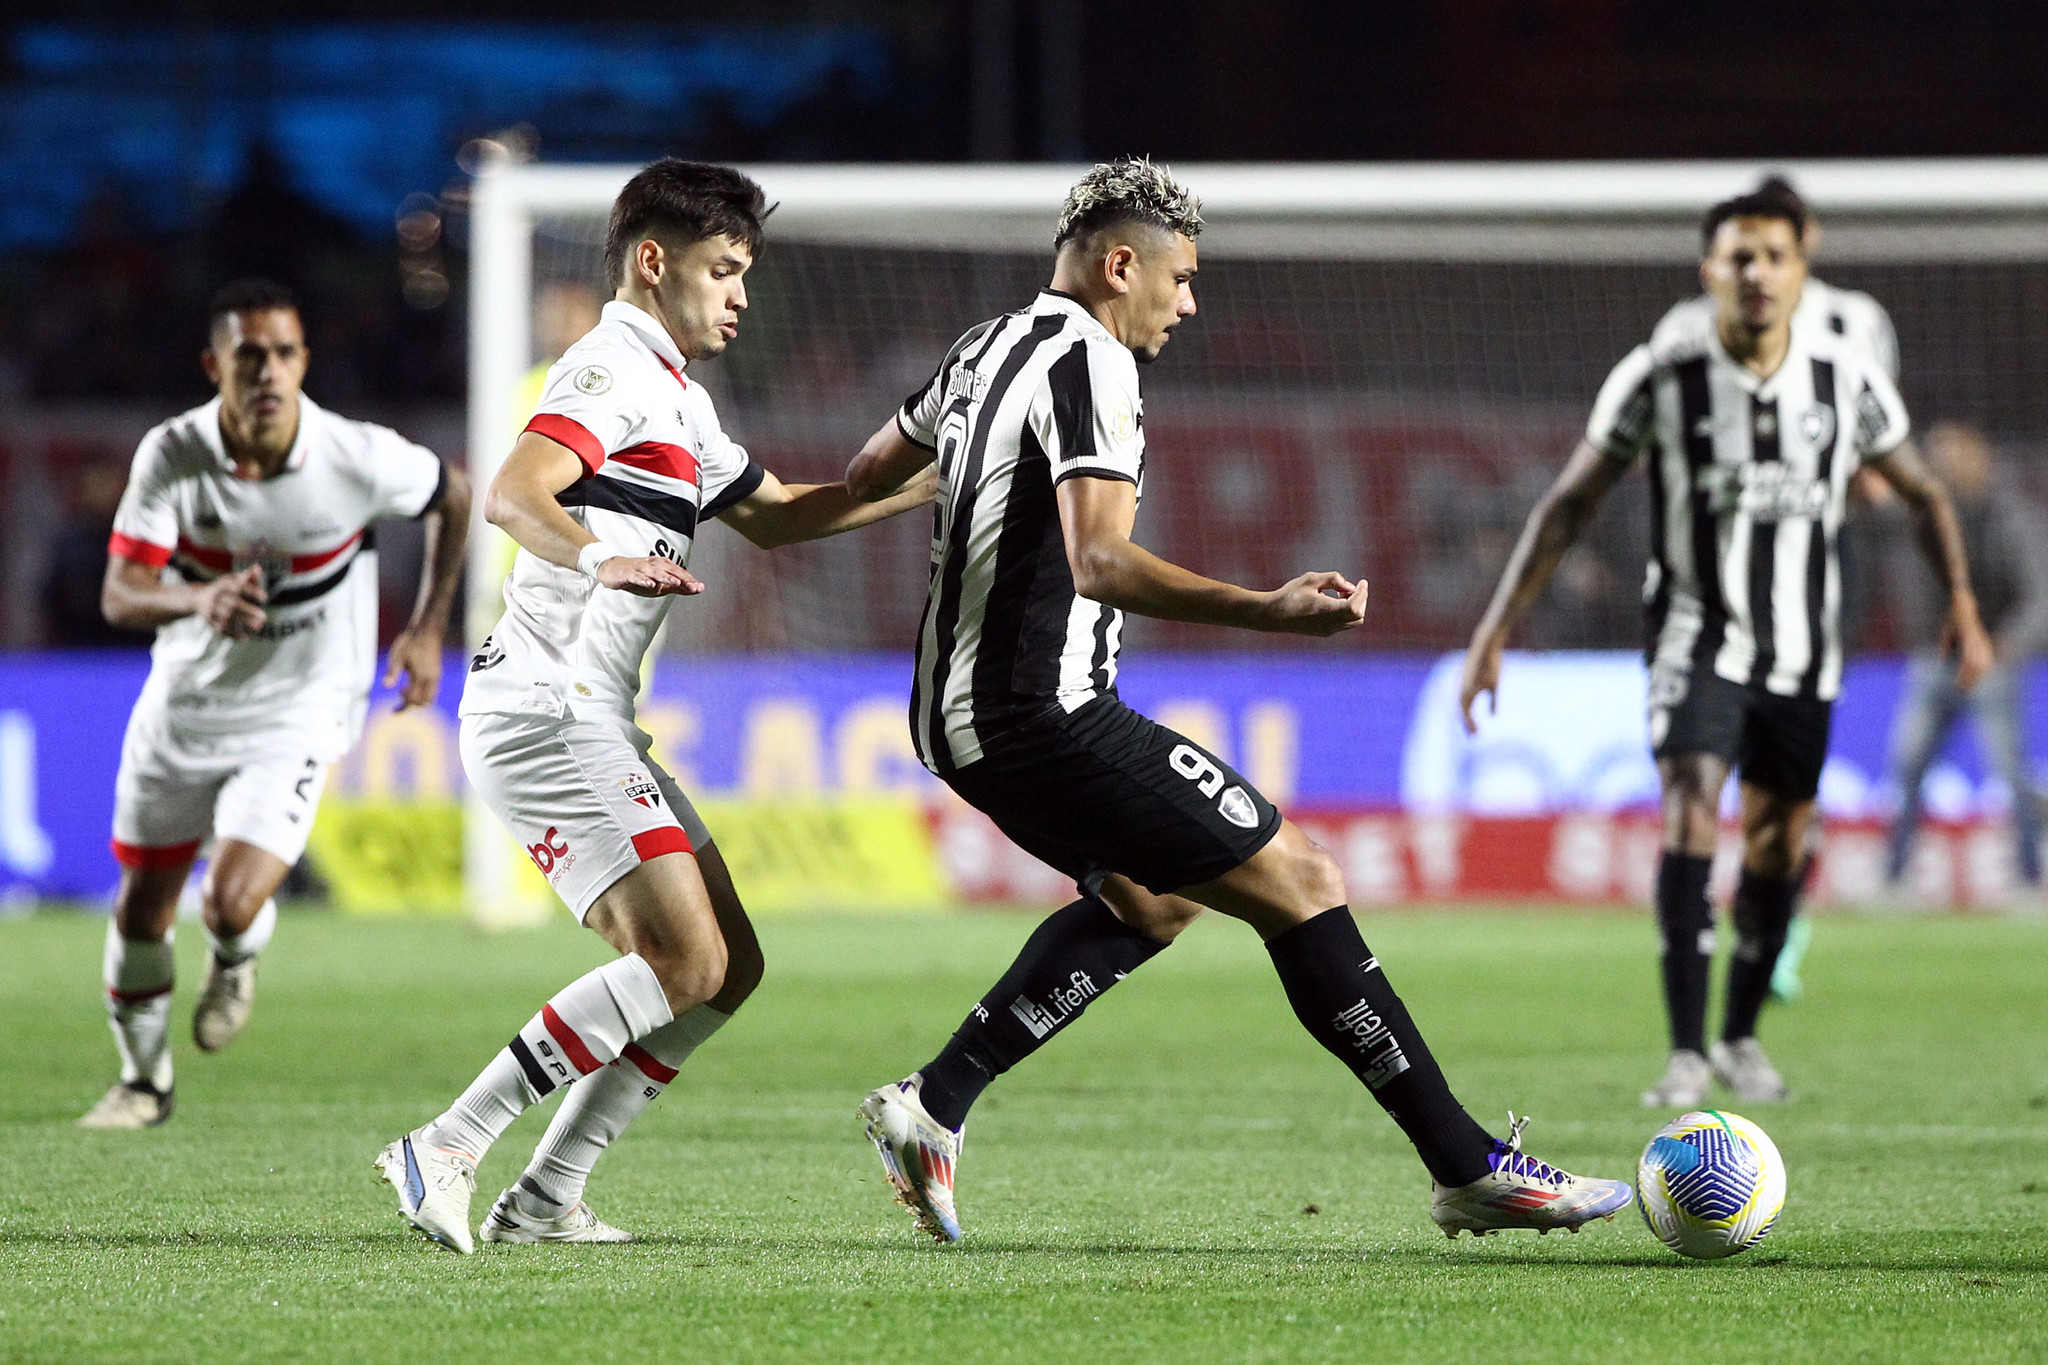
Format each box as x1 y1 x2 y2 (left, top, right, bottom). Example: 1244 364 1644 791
2 906 2044 1363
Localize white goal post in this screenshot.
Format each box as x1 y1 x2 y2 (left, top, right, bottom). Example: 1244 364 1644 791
462 157 2048 924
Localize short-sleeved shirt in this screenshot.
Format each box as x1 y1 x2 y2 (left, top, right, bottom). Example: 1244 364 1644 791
462 300 764 723
899 289 1147 775
1588 301 1910 701
109 394 445 753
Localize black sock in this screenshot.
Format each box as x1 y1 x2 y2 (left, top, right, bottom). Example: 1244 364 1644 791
1656 852 1715 1054
916 896 1168 1130
1722 869 1797 1042
1265 907 1495 1188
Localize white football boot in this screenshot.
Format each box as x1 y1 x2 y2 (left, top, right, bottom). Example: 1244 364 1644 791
193 954 257 1053
480 1186 635 1244
77 1081 174 1129
1641 1048 1712 1108
859 1074 963 1242
1431 1114 1634 1238
1709 1037 1790 1103
374 1130 478 1254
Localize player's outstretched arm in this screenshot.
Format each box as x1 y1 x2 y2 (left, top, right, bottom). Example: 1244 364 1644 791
383 464 472 711
1057 474 1365 636
485 431 703 598
721 422 936 549
1866 439 1994 689
1459 438 1629 733
844 416 938 503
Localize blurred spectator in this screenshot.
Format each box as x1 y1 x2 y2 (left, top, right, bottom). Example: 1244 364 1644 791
1882 421 2048 890
518 279 605 417
40 457 146 647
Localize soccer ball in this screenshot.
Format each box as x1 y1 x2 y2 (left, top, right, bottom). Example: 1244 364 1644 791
1636 1110 1786 1259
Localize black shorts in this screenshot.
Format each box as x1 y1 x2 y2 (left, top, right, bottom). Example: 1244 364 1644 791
945 694 1284 897
1648 665 1832 801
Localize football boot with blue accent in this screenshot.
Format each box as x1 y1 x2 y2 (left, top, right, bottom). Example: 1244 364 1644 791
1431 1113 1634 1238
374 1130 477 1254
859 1074 963 1243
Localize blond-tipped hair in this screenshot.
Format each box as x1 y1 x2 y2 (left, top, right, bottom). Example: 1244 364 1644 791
1054 156 1203 249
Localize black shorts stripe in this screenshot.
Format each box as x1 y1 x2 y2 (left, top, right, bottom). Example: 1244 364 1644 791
507 1035 557 1098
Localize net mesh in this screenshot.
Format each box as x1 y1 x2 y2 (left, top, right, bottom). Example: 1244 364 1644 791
526 205 2048 655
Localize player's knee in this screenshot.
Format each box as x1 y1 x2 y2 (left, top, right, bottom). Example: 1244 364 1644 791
1288 843 1347 911
1743 824 1800 880
642 935 727 1014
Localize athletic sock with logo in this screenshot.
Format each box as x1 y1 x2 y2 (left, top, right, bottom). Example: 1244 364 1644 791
1264 907 1495 1188
209 898 277 965
1655 852 1716 1053
1721 868 1797 1042
514 1004 732 1215
915 896 1169 1131
421 953 674 1160
103 921 175 1093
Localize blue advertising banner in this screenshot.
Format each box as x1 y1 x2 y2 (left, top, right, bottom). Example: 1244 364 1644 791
1 649 2039 900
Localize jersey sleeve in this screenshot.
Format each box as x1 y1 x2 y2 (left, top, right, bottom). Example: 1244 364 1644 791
107 429 179 568
1851 358 1911 461
522 352 647 475
897 320 997 450
368 428 448 519
1039 336 1145 486
1585 345 1658 461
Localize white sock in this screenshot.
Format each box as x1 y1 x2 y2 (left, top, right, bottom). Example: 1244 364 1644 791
421 953 673 1160
210 898 276 964
103 921 175 1092
518 1005 731 1212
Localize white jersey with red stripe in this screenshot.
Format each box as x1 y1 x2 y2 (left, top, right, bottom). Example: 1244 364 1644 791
108 394 446 756
461 300 762 724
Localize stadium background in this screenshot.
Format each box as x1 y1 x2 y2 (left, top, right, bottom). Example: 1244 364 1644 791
4 2 2046 918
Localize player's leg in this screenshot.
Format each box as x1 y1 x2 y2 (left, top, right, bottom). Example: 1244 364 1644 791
1643 751 1727 1106
493 793 758 1242
1641 665 1743 1107
84 720 220 1128
188 753 328 1051
1711 690 1829 1103
79 857 193 1128
1176 820 1633 1238
380 714 727 1253
1970 665 2043 892
1883 653 1962 888
909 880 1195 1132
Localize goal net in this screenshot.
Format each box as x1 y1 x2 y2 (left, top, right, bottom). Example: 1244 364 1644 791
463 159 2048 918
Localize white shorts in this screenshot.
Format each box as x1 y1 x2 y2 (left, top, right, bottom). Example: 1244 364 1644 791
111 706 333 872
460 709 712 922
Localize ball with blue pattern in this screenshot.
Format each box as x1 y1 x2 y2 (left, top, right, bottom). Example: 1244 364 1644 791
1636 1110 1786 1259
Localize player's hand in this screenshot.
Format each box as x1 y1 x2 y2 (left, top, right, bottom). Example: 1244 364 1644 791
382 626 443 711
1459 634 1504 734
596 555 705 598
1947 600 1995 691
1260 572 1367 637
198 565 268 639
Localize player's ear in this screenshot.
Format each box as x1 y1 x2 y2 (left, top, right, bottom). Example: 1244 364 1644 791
1697 256 1715 293
634 237 664 286
200 345 221 386
1104 243 1137 295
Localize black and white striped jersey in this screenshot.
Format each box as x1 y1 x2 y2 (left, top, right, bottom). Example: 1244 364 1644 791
1589 302 1910 702
897 290 1147 775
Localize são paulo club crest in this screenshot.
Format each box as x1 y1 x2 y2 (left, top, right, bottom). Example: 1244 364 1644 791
233 540 292 590
621 774 663 810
